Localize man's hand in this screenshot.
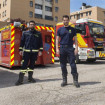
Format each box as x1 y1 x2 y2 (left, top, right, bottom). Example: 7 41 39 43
38 51 42 56
56 49 60 55
56 36 60 56
74 48 78 55
19 51 23 56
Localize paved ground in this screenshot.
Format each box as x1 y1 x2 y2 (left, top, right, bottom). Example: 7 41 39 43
0 60 105 105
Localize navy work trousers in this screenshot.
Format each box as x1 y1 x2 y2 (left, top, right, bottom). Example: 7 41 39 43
22 52 38 70
60 45 78 76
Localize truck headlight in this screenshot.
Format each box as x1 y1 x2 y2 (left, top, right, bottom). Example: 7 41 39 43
87 49 95 56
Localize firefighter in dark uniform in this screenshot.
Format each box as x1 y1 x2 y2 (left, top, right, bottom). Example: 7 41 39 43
15 20 43 86
56 15 80 88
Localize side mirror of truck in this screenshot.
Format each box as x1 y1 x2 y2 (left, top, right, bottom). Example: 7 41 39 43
14 22 21 27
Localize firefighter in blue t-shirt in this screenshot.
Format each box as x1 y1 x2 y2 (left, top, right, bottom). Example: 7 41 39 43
56 15 80 88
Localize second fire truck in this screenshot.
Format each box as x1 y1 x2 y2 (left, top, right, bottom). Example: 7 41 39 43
56 18 105 63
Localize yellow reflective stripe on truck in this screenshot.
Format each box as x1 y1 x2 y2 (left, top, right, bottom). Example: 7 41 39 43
77 33 88 48
99 52 105 57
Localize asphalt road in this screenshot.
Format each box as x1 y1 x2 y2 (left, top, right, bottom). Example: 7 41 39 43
0 60 105 105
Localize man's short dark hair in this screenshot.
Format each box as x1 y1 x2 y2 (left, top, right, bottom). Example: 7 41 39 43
29 20 36 24
62 15 70 20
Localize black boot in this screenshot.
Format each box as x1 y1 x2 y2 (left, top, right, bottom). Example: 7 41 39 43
28 71 36 83
61 75 67 87
15 72 25 86
72 73 80 88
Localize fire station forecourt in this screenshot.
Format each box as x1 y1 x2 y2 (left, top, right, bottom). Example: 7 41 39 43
0 59 105 105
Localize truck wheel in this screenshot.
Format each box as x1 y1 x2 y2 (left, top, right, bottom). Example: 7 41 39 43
87 59 96 63
75 55 80 64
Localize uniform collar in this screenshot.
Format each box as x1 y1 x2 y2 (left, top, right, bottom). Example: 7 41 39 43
63 25 70 28
29 29 37 33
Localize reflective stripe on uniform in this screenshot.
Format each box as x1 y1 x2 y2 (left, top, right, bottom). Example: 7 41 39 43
27 69 33 72
27 68 33 72
21 60 24 65
24 49 30 52
19 47 23 50
39 48 43 50
24 49 39 52
20 69 27 73
22 60 24 62
32 50 39 52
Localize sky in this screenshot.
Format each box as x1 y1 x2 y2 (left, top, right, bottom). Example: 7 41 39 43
70 0 105 13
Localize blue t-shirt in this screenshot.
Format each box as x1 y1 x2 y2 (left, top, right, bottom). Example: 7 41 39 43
57 26 76 47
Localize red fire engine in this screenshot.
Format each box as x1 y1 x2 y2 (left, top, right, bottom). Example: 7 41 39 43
56 18 105 63
0 22 54 68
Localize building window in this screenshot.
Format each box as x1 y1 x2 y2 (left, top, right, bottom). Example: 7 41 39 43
35 13 42 19
55 0 58 3
5 0 7 6
45 24 53 27
29 11 33 17
36 23 44 26
3 1 5 7
45 6 52 12
5 10 6 16
30 1 33 7
55 7 58 12
0 4 1 9
55 16 58 22
45 15 53 21
89 11 91 15
77 14 80 19
81 13 83 17
45 0 52 2
86 12 88 16
2 11 4 17
74 15 76 19
35 4 42 10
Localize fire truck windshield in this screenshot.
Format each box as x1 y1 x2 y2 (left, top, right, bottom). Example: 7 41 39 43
89 22 104 36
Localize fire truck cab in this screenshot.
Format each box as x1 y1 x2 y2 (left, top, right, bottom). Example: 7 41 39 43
75 18 105 63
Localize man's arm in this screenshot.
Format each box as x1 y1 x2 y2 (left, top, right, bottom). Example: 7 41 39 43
19 32 25 56
56 36 60 55
74 36 78 55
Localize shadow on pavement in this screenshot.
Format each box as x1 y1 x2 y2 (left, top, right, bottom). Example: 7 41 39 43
33 63 60 69
67 81 101 86
0 69 62 88
36 78 62 83
23 78 62 85
80 81 101 86
0 69 28 88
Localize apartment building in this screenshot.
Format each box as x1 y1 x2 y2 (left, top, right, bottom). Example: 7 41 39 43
70 3 105 26
0 0 70 27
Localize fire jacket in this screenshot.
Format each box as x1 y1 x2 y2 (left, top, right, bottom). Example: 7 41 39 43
19 29 43 52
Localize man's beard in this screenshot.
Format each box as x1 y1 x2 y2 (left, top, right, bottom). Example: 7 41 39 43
29 27 35 30
64 23 69 27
